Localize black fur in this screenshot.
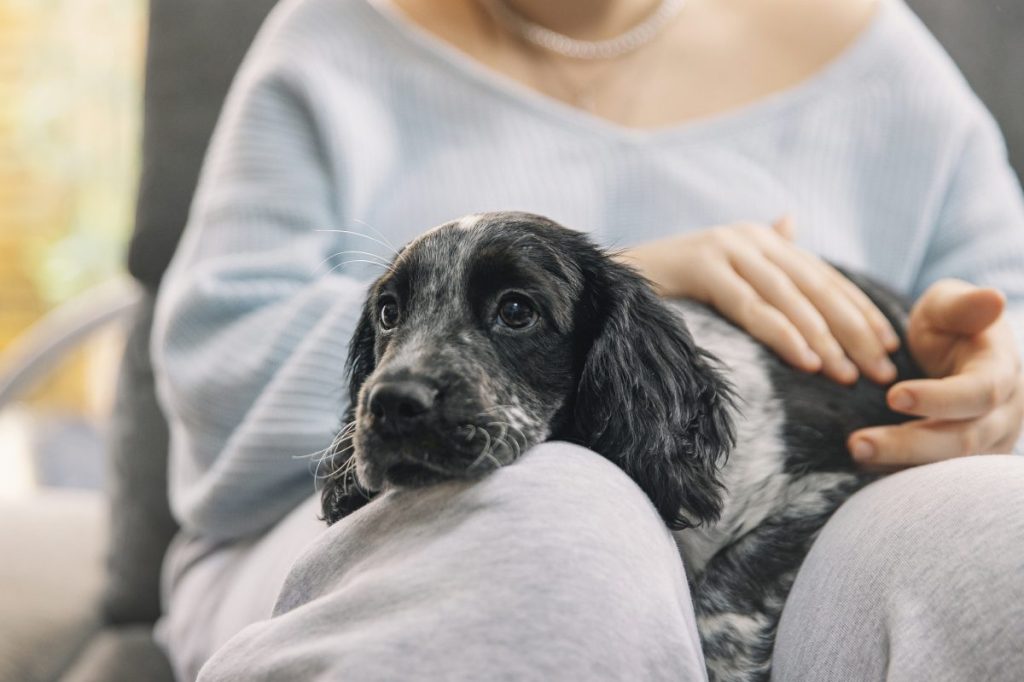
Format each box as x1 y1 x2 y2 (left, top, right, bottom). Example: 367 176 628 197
570 250 736 529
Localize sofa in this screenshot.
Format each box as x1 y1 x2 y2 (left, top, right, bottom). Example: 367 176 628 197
1 1 1020 680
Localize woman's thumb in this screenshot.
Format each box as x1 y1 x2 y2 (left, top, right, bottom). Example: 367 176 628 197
918 279 1004 335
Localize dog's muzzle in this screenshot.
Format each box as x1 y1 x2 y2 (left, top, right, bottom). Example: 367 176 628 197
359 374 480 487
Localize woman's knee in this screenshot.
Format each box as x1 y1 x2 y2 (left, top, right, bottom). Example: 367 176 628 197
810 455 1024 571
263 442 705 681
774 455 1024 680
478 441 678 547
399 440 687 584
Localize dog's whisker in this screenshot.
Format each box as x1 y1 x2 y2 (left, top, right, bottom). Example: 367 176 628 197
482 448 504 469
324 259 396 276
506 427 524 460
317 448 356 483
315 228 399 256
315 250 392 274
293 443 332 460
481 423 513 470
333 422 357 439
468 426 497 472
319 256 393 277
485 421 509 444
331 454 358 482
298 424 357 463
309 428 357 489
301 432 355 470
351 217 400 253
476 405 515 417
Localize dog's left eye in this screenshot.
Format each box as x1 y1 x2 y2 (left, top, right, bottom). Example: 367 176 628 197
497 294 537 330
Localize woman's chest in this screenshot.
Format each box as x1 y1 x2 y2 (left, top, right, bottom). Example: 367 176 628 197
338 122 929 293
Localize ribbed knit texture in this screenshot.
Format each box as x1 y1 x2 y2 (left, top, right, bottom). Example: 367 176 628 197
152 0 1024 540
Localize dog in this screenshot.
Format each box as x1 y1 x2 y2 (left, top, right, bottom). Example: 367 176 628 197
319 211 921 681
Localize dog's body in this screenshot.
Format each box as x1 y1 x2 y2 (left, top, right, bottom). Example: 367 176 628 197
320 212 920 681
666 289 917 679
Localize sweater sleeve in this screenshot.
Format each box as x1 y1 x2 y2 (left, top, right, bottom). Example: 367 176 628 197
151 10 374 540
910 102 1024 454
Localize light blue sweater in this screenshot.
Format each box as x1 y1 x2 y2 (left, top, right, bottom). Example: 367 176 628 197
152 0 1024 540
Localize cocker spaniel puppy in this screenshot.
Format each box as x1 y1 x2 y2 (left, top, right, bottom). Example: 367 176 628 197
320 211 920 682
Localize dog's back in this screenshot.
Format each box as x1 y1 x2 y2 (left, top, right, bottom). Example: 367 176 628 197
670 275 921 682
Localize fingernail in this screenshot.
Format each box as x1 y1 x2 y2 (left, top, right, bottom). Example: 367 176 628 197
883 329 900 349
851 439 875 461
890 391 914 411
803 348 822 369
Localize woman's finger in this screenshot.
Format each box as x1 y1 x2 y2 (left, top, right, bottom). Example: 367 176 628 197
758 241 896 384
771 215 796 241
885 356 1018 420
729 249 856 384
822 266 901 352
704 262 822 372
848 405 1016 468
752 224 900 352
913 279 1005 336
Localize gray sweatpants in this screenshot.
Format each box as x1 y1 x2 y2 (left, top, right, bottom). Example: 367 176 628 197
156 444 1024 681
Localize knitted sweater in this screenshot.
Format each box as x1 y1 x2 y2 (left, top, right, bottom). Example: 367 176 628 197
152 0 1024 540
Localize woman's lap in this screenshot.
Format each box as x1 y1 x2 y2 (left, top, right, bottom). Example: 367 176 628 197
774 454 1024 681
160 447 1023 682
161 442 706 681
156 491 328 681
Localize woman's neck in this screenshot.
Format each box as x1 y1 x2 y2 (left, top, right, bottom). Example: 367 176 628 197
498 0 663 40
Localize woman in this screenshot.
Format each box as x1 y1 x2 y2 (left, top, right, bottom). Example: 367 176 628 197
152 0 1024 679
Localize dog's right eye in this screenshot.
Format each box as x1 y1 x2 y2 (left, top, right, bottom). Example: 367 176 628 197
379 298 400 330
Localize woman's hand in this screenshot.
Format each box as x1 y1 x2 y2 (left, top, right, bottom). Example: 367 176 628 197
614 218 900 385
849 279 1024 467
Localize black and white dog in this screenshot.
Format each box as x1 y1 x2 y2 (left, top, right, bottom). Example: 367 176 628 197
320 211 920 681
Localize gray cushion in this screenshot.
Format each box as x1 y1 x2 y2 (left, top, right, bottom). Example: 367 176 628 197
128 0 279 290
908 0 1024 181
60 626 174 682
0 492 106 682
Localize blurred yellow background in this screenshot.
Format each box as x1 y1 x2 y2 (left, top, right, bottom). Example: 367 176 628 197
0 0 146 493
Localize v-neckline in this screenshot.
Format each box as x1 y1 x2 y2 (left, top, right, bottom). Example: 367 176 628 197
361 0 894 145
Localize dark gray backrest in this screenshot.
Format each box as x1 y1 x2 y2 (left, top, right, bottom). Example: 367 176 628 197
128 0 279 290
906 0 1024 182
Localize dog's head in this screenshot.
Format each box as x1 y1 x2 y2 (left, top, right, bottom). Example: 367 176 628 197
321 212 735 529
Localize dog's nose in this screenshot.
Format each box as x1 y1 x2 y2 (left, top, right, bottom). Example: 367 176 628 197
368 380 437 433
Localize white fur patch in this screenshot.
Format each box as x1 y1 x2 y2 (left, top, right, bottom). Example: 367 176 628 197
667 300 791 575
455 213 484 231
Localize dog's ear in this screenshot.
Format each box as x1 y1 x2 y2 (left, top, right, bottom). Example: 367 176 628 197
320 297 378 525
571 255 736 530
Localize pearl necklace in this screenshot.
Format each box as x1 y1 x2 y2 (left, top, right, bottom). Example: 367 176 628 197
480 0 686 60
